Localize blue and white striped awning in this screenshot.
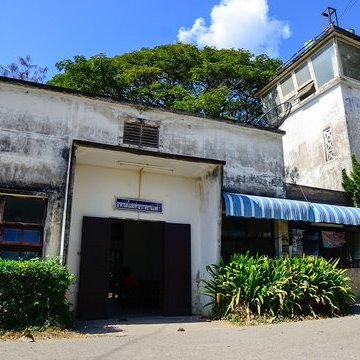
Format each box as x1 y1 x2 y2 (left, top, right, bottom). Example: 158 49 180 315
224 193 314 222
224 192 360 225
311 202 360 225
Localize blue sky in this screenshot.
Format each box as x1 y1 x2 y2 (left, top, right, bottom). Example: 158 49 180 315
1 0 359 79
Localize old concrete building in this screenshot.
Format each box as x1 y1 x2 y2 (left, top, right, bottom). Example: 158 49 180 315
256 25 360 287
0 76 285 319
5 24 360 318
3 25 360 318
258 25 360 192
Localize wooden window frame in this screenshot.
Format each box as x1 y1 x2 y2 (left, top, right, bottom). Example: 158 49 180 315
0 195 47 259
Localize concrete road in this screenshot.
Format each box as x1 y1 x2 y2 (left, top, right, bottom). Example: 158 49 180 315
2 315 360 360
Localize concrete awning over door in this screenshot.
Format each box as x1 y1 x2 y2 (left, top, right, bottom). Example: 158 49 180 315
74 140 225 179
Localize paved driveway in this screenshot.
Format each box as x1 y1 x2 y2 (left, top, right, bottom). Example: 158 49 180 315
2 315 360 360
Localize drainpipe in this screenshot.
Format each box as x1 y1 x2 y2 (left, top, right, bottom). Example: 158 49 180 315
60 145 74 265
138 168 143 220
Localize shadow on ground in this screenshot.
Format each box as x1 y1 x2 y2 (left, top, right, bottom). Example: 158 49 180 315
74 300 360 336
75 315 210 335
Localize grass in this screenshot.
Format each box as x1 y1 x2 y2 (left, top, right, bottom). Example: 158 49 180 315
0 327 88 342
0 324 127 341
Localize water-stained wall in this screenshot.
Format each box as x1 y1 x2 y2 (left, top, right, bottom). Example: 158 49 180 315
0 79 285 257
343 84 360 160
281 84 352 191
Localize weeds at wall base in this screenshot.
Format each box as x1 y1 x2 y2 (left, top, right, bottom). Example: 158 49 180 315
221 310 352 326
0 326 88 342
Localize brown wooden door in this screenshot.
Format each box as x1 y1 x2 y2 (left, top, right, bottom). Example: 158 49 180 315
77 216 111 320
163 223 191 315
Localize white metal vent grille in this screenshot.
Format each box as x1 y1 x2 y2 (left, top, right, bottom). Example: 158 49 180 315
123 122 159 148
323 126 335 162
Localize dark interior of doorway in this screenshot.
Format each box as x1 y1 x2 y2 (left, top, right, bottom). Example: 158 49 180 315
108 220 163 317
77 217 191 320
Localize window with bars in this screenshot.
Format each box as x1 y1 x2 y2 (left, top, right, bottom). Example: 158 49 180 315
0 195 47 260
123 122 159 148
323 126 335 162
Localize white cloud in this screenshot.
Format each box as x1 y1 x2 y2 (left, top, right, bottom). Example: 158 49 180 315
177 0 291 57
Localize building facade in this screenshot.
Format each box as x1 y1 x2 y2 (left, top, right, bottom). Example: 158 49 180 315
4 26 360 319
0 77 285 319
256 25 360 287
258 25 360 191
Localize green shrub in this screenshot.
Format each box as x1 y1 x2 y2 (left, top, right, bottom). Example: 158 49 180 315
0 257 75 330
203 253 355 321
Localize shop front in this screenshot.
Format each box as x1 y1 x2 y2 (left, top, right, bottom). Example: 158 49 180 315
222 192 360 292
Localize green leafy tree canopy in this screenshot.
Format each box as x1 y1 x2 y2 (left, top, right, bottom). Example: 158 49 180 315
342 155 360 207
48 44 281 123
0 55 48 83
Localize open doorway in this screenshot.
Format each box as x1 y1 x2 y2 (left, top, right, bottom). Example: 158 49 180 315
77 217 191 320
108 220 163 317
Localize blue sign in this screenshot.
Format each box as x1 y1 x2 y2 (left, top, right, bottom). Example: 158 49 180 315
115 197 163 213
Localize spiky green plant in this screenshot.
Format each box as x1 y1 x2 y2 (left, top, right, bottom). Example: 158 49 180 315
202 253 355 321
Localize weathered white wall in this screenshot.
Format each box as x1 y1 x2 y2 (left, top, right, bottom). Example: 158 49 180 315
198 166 223 312
157 116 284 197
281 84 352 191
68 159 221 314
0 81 285 196
343 83 360 160
0 80 285 259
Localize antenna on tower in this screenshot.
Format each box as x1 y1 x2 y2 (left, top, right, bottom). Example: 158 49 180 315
322 7 339 27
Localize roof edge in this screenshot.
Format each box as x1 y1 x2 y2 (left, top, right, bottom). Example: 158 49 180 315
0 75 283 135
257 25 360 96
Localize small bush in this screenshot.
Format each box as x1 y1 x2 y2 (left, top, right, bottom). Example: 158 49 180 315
0 257 75 330
203 253 355 321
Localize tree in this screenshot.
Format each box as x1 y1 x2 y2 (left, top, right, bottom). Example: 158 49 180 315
48 44 281 123
0 55 48 83
342 155 360 207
